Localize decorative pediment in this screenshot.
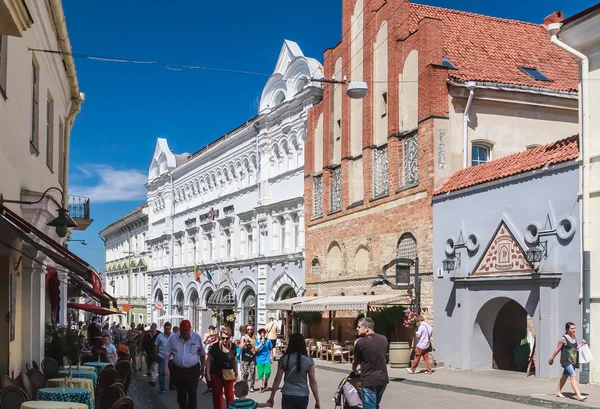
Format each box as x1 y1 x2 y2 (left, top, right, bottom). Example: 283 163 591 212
472 221 534 276
149 138 177 181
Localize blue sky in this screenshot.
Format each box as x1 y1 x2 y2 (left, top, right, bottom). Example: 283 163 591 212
64 0 592 271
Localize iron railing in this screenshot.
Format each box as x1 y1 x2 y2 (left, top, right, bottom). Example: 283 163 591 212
68 195 90 219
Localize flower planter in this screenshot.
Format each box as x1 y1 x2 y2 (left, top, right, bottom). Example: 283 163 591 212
389 341 411 368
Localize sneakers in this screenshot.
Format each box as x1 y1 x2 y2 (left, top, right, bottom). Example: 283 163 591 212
250 388 255 393
406 368 414 374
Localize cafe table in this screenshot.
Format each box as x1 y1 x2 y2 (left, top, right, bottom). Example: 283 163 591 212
60 365 95 372
36 387 93 409
46 377 94 402
58 370 98 388
82 361 111 375
21 401 88 409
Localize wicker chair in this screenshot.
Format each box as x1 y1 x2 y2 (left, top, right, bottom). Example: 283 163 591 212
123 369 133 393
0 387 29 409
96 367 119 393
96 383 125 409
32 360 40 370
18 372 33 400
114 360 132 383
41 357 60 379
28 369 46 399
108 396 134 409
0 375 15 388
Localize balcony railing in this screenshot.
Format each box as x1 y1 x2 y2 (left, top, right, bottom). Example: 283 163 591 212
68 195 90 219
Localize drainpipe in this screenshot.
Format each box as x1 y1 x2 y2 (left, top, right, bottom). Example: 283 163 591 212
463 82 477 168
548 22 590 384
48 0 84 204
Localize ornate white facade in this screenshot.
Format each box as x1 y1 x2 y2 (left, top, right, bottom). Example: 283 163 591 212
100 204 149 325
146 41 323 337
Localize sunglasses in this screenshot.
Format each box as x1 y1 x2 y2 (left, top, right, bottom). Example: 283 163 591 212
221 336 231 340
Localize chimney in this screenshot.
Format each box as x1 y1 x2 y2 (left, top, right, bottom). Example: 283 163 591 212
543 10 564 28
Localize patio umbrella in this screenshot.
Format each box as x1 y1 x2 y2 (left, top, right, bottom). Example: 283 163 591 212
158 314 187 321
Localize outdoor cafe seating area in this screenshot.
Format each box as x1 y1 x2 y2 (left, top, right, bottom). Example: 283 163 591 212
0 357 134 409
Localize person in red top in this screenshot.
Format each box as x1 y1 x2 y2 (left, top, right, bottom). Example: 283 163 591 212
352 317 389 409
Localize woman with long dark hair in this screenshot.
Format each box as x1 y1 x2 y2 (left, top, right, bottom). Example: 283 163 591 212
266 333 320 409
549 322 588 401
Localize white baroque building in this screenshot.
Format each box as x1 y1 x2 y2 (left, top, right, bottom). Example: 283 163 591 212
146 40 323 337
100 204 150 325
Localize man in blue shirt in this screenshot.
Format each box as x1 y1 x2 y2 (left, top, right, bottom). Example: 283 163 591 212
154 321 173 393
255 328 274 393
164 320 206 409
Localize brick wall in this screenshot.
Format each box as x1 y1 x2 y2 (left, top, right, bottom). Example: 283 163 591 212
304 0 451 327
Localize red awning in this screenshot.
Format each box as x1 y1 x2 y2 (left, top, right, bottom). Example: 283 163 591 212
0 204 117 308
67 303 123 316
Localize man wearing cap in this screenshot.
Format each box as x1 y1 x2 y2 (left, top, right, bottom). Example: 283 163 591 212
164 320 206 409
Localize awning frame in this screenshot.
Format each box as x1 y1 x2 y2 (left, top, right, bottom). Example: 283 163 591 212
290 294 411 312
0 204 117 308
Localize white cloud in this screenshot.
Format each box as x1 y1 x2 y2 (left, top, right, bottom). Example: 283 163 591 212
70 165 147 203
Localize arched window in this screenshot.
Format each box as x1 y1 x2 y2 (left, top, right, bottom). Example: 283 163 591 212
397 233 417 260
273 91 286 107
472 144 491 166
311 258 321 277
327 242 343 276
295 77 309 94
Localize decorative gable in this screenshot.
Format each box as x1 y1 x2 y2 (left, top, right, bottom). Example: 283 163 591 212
472 221 534 275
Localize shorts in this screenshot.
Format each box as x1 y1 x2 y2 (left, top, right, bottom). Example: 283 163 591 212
257 363 272 380
563 364 576 376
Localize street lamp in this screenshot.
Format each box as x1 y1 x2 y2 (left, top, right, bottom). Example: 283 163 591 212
0 187 77 238
311 77 368 100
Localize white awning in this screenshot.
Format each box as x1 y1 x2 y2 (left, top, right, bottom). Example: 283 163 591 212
292 294 409 312
266 296 323 311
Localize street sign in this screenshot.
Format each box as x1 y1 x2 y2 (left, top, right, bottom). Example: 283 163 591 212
155 301 164 310
396 265 411 284
123 304 131 312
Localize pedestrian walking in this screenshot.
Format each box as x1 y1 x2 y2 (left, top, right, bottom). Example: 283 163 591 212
241 325 257 392
352 317 389 409
206 326 238 409
266 333 321 409
88 316 103 347
231 380 269 409
164 319 206 409
144 323 161 385
255 328 274 393
266 318 279 345
548 322 588 401
406 315 433 375
155 321 173 394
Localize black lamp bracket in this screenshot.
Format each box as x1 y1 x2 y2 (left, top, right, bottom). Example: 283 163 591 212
0 186 66 207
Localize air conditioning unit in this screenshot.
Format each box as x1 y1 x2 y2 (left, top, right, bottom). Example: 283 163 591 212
437 268 444 278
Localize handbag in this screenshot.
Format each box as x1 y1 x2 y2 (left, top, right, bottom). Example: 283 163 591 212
222 368 236 381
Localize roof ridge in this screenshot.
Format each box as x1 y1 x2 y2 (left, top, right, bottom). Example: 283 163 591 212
433 135 579 195
409 2 543 27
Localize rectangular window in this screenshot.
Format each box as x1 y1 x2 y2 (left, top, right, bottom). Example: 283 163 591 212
335 119 342 141
372 145 389 198
31 59 40 153
46 93 54 170
399 132 419 188
381 92 388 118
226 231 232 258
0 35 7 98
330 166 342 213
58 119 65 186
293 215 299 249
247 227 253 256
472 145 490 166
312 175 323 218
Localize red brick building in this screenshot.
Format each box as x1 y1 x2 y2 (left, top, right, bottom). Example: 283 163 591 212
304 0 579 334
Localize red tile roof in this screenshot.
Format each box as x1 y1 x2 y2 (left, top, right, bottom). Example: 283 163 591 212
409 3 579 92
434 135 579 195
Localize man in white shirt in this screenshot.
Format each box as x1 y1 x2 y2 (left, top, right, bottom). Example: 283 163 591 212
155 321 173 393
164 320 206 409
407 315 433 375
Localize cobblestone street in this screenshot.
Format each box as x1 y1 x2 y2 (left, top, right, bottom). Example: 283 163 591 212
128 364 589 409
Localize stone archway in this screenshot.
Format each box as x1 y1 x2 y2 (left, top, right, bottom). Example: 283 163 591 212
174 289 185 316
473 297 535 372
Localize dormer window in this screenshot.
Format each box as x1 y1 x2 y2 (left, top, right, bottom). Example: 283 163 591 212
274 91 286 107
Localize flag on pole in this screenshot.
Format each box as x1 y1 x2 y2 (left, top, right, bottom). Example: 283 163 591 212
201 262 213 282
193 264 202 283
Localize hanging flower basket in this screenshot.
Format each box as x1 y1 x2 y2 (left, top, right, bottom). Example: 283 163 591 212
403 311 419 328
225 314 236 323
